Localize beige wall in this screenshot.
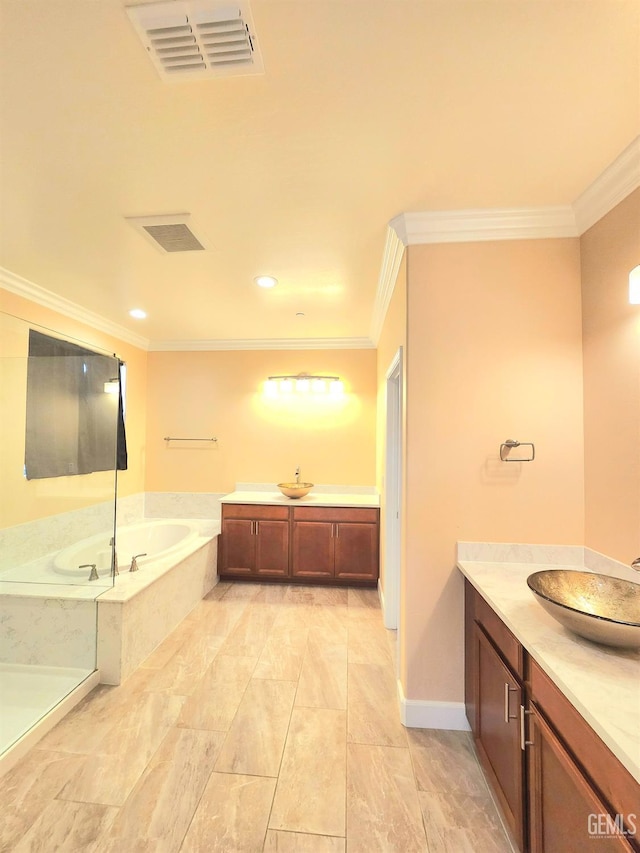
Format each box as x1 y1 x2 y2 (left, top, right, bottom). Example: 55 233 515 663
582 188 640 564
0 288 147 527
144 348 377 494
403 238 584 701
375 253 407 604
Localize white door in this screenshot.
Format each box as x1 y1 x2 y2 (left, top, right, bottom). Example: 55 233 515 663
383 347 403 632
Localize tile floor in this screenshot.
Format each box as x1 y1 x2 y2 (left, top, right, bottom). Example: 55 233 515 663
0 583 514 852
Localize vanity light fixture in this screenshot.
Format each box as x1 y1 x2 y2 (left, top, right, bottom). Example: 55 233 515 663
264 373 344 396
629 266 640 304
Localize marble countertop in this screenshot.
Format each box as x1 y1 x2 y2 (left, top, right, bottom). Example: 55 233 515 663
457 553 640 784
220 490 380 508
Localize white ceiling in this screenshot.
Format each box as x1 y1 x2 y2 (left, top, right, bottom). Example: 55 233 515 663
1 0 639 348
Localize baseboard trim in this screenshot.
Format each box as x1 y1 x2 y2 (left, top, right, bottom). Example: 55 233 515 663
397 679 471 731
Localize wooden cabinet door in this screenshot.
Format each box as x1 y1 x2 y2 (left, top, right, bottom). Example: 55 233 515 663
221 518 255 574
333 522 378 581
528 703 634 853
291 521 334 578
475 625 525 851
255 519 289 577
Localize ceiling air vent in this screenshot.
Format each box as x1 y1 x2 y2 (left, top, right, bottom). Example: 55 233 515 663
126 0 263 81
126 214 209 253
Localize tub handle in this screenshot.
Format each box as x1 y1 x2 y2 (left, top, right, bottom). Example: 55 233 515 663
129 553 147 572
80 563 99 581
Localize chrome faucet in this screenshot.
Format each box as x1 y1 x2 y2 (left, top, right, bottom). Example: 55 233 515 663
129 553 147 572
295 466 300 484
631 557 640 572
80 563 99 581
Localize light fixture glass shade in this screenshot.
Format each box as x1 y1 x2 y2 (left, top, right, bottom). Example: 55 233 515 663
311 378 326 393
629 266 640 304
280 378 293 393
264 379 278 397
296 377 310 393
329 379 344 396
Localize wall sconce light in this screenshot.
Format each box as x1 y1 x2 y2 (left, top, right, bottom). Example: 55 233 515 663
264 373 344 396
629 266 640 304
103 379 119 394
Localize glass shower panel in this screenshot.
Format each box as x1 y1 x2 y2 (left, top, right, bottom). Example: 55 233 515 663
0 312 118 758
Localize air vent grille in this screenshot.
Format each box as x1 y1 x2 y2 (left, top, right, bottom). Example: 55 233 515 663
126 214 209 253
126 0 263 80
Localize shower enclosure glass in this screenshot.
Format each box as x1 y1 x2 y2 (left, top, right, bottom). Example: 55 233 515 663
0 311 119 759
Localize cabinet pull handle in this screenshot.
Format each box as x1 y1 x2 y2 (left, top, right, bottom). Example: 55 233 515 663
504 683 518 722
335 523 339 538
255 520 259 534
520 704 534 751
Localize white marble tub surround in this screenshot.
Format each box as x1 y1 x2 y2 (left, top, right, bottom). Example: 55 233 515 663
221 482 380 508
144 491 226 520
97 522 219 685
457 544 640 784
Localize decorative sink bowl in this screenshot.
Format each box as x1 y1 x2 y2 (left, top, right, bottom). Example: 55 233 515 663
527 570 640 650
277 482 314 499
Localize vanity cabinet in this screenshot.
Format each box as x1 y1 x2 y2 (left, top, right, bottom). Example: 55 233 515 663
464 579 639 853
291 506 379 582
220 504 289 578
467 583 526 850
219 503 379 584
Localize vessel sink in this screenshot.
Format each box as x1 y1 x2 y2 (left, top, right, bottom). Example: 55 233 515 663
527 569 640 650
277 482 314 499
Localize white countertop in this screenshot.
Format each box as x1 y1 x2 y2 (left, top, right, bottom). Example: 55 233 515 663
220 490 380 508
457 555 640 784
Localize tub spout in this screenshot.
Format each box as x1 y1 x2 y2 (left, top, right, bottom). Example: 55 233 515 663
80 563 99 581
129 553 147 572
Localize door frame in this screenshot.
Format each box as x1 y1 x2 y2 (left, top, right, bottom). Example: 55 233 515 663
383 346 403 631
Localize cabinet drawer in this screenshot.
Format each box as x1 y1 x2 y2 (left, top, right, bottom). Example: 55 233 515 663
474 590 524 678
530 658 639 841
222 503 290 521
292 506 378 523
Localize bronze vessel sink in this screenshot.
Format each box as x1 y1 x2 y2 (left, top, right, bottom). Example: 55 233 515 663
277 482 314 499
527 570 640 650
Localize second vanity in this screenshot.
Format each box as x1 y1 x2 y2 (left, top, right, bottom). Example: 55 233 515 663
458 545 640 852
218 486 380 585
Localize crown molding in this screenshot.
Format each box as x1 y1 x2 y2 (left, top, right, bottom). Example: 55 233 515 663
391 205 578 246
0 267 150 350
148 336 376 352
369 225 406 345
572 136 640 234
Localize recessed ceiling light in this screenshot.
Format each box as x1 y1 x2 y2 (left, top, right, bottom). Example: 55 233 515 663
129 308 147 319
255 275 277 288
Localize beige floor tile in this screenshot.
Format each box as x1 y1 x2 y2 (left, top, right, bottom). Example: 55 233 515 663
347 662 407 747
347 620 394 665
132 633 225 694
347 588 380 610
0 749 88 852
218 603 277 656
269 707 347 837
418 790 513 852
214 679 296 776
254 622 308 681
283 586 349 607
219 582 265 600
407 729 488 795
35 684 130 754
13 799 117 853
264 829 346 851
181 771 276 852
346 742 426 853
177 654 257 731
295 637 347 710
58 693 184 806
103 727 225 851
189 597 248 637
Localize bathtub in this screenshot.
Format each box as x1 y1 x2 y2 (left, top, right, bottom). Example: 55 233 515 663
1 518 220 685
53 519 202 579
